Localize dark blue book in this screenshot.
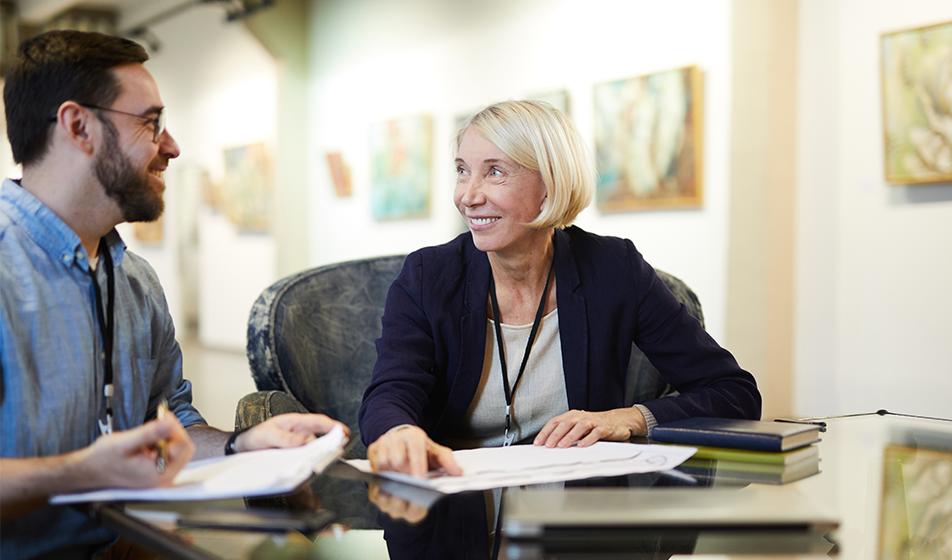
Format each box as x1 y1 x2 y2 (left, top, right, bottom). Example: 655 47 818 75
650 418 821 452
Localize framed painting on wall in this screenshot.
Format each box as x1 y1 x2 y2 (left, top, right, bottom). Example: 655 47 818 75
878 443 952 558
880 20 952 185
370 115 433 220
593 65 703 212
221 142 273 233
324 151 352 198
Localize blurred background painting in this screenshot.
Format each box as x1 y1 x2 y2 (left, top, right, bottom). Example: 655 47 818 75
221 143 273 233
878 443 952 558
881 20 952 185
369 115 432 220
594 65 703 212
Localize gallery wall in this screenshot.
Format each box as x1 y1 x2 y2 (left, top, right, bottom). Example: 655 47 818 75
794 0 952 417
119 5 281 349
306 0 736 344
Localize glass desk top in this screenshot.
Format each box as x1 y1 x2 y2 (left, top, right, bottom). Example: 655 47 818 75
88 415 952 559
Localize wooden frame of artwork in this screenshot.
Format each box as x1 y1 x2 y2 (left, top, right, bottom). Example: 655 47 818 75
880 20 952 185
594 65 704 212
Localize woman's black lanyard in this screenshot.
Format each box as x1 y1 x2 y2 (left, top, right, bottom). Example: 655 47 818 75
488 260 554 447
90 238 116 436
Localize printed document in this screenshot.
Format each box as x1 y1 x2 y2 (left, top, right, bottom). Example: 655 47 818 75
347 441 696 494
51 425 346 504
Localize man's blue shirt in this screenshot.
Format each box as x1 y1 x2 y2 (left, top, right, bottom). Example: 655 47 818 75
0 179 205 558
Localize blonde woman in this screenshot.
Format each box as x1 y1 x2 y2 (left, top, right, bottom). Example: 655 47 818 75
360 100 760 476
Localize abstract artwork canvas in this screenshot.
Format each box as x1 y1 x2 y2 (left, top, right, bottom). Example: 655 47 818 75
594 65 703 211
325 151 352 198
370 115 432 220
881 20 952 184
221 143 273 233
878 444 952 558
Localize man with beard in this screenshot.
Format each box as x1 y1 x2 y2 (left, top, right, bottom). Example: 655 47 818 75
0 30 346 558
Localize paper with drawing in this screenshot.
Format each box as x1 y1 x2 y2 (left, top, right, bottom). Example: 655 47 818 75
347 442 696 493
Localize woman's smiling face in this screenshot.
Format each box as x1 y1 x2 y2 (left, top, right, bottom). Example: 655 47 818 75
454 127 548 256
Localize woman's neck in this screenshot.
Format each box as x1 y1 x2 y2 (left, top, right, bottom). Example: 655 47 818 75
487 230 556 323
488 231 554 288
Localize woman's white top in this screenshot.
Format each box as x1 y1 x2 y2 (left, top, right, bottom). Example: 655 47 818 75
448 309 569 448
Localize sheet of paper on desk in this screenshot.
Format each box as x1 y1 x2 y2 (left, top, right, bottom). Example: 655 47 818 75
347 441 696 494
50 426 346 504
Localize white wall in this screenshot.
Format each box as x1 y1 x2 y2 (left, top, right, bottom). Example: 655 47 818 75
795 0 952 417
307 0 735 341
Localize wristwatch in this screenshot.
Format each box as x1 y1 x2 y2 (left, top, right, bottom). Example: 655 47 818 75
225 427 249 455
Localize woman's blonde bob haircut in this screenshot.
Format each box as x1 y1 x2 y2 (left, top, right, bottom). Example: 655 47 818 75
457 100 594 230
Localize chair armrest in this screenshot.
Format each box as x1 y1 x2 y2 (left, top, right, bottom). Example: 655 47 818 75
234 390 308 431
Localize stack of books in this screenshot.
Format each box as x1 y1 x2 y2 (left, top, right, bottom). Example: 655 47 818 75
649 418 822 485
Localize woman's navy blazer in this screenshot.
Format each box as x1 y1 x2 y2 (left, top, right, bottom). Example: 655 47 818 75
359 226 762 445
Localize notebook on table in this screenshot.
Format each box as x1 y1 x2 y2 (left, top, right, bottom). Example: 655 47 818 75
649 418 821 452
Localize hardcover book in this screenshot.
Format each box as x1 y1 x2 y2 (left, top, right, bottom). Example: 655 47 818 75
650 418 821 452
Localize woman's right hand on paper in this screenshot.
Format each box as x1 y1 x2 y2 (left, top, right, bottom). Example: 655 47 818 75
367 425 462 477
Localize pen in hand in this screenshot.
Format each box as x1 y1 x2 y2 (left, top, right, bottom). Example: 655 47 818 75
155 399 170 474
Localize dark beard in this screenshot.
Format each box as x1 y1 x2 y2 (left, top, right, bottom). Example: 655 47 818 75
95 118 164 222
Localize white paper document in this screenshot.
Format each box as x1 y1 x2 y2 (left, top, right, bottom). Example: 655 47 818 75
51 425 347 504
347 441 696 494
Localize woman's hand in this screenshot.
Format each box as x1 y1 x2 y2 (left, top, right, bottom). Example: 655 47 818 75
533 407 647 448
367 426 462 477
368 483 430 524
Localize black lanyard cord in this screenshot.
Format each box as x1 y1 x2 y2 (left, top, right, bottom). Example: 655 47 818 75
488 258 554 446
90 238 115 435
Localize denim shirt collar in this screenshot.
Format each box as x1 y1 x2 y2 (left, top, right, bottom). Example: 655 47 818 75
1 178 126 272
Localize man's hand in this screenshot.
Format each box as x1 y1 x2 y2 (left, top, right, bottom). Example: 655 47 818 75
233 413 349 453
73 413 194 489
533 407 647 448
367 426 462 478
1 413 194 519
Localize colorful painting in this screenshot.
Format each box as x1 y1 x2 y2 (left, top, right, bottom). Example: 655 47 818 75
370 115 432 220
878 444 952 558
594 65 703 211
881 20 952 185
221 143 273 233
324 151 352 198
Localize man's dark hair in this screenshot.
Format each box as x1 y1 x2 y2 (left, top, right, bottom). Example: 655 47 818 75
3 30 148 165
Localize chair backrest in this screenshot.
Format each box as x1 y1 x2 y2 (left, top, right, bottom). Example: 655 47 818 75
247 257 704 459
625 270 705 405
246 255 406 459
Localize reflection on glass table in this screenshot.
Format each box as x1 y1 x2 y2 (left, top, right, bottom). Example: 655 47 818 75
90 415 952 559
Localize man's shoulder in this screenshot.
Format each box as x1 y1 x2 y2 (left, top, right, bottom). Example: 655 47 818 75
118 249 170 307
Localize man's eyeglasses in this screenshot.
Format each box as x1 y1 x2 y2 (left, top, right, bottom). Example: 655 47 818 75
49 103 167 143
